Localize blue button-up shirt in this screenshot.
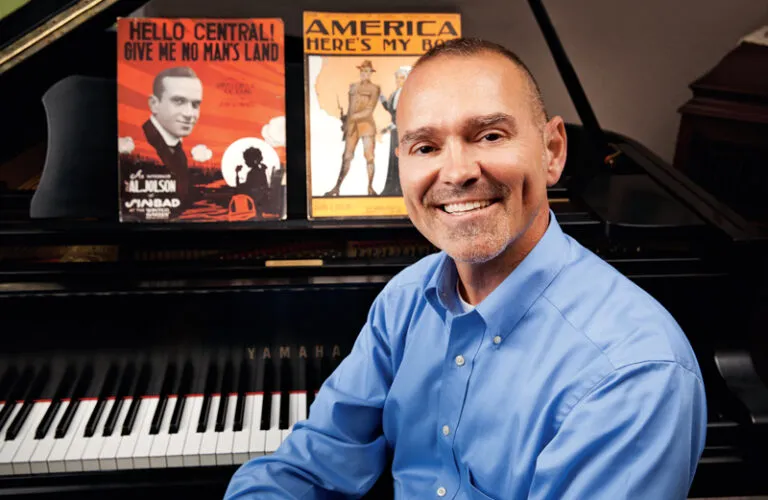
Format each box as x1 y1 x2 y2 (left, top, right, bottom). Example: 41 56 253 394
226 212 707 499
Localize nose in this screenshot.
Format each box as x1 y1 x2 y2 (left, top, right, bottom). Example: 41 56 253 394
180 102 195 118
439 140 480 188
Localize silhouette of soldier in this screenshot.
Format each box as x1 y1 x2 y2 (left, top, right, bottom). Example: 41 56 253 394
235 146 269 216
379 65 411 197
325 60 381 197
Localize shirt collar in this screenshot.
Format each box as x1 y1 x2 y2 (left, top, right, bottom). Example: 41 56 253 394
150 115 181 147
424 210 570 342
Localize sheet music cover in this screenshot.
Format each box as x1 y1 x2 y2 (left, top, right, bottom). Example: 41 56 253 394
303 12 461 219
117 18 286 222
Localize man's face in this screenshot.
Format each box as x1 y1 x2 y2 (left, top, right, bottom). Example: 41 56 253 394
149 76 203 138
396 52 566 264
360 68 373 82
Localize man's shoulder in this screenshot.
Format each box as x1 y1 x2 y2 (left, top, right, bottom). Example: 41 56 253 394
543 237 701 377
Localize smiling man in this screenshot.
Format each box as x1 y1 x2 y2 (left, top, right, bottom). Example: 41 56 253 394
226 38 707 499
142 66 203 211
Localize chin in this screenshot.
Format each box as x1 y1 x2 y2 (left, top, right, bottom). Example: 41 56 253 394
441 237 509 265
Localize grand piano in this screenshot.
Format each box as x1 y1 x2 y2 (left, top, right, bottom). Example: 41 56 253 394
0 1 767 498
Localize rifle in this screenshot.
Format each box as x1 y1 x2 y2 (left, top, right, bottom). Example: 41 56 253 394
336 95 347 135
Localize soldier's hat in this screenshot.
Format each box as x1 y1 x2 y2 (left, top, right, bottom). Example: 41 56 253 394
356 60 376 72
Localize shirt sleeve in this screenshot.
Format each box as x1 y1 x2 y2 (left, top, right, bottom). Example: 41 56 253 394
224 289 395 499
528 361 708 500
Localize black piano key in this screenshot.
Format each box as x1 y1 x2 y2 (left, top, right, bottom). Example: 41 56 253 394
150 362 176 435
169 360 194 434
215 360 234 432
278 353 292 430
84 363 119 438
0 366 34 434
6 364 50 440
197 361 218 433
122 362 151 436
260 356 273 430
103 362 135 437
55 364 93 439
35 364 76 439
233 357 249 432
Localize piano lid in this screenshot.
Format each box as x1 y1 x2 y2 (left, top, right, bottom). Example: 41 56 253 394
0 0 146 74
525 0 766 241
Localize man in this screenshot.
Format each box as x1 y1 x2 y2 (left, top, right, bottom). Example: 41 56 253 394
226 38 707 499
142 66 203 211
325 60 381 197
379 65 411 197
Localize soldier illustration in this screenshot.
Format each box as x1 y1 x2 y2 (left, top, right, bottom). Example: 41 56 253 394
325 60 381 197
379 65 411 197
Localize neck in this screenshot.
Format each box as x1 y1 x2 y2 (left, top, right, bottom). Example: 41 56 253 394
456 206 550 305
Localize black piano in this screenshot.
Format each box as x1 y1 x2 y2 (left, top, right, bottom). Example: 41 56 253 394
0 1 766 498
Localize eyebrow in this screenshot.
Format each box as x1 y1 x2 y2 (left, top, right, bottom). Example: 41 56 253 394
463 113 518 136
399 126 439 149
399 113 518 149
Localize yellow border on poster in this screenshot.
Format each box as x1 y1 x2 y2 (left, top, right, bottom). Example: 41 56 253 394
312 197 407 218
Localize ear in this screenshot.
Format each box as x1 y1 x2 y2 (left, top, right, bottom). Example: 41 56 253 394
148 95 159 115
395 146 400 158
543 116 567 187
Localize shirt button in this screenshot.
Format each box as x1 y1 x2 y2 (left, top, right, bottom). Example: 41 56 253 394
455 355 465 367
437 486 447 497
493 335 501 345
442 425 450 436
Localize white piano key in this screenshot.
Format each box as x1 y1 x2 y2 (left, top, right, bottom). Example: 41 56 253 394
0 404 38 476
47 401 87 473
181 396 204 467
30 402 67 474
130 397 159 470
198 395 220 466
97 399 130 471
115 399 150 470
297 392 308 422
248 394 265 459
166 396 194 468
149 396 176 468
63 400 98 472
232 395 253 464
215 395 238 465
265 393 282 454
11 402 50 475
81 399 114 471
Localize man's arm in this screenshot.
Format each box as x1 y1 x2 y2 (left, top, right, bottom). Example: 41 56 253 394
224 289 395 499
528 361 707 500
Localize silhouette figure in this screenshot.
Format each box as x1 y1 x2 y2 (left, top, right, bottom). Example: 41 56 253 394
235 146 269 216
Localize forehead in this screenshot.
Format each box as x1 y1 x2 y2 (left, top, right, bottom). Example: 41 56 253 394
160 76 202 97
399 53 531 129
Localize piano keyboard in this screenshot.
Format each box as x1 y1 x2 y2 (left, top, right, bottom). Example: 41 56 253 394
0 346 338 475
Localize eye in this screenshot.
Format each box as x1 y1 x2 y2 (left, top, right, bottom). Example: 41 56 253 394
414 145 437 155
482 132 503 142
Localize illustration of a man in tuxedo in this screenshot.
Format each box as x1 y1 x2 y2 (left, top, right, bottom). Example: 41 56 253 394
379 65 411 196
142 66 203 211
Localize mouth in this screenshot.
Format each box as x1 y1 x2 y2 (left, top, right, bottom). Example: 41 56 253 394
440 199 498 214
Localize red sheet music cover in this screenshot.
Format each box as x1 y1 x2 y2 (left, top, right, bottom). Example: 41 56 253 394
117 18 286 222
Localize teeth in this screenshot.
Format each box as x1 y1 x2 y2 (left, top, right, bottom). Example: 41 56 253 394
443 200 491 214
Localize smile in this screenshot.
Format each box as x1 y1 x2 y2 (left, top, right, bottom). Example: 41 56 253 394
441 200 494 214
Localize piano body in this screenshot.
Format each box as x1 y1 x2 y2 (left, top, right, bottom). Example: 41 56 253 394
0 1 767 498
